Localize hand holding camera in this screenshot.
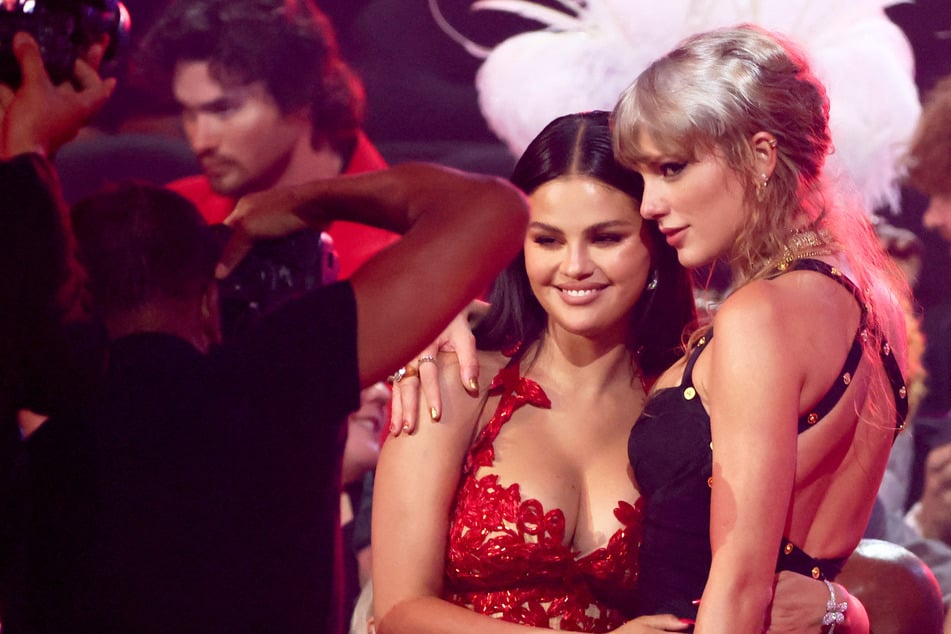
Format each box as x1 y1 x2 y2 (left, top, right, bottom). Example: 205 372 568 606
0 0 129 158
0 31 114 158
0 0 129 88
217 185 331 279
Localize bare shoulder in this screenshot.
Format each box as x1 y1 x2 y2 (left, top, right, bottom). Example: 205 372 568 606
715 267 852 339
704 279 809 392
710 268 867 391
713 280 790 342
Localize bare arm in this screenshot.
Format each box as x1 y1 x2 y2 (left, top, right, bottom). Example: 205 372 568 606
371 354 544 634
697 286 800 633
220 163 528 388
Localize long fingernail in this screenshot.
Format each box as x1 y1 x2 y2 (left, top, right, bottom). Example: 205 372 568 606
430 407 439 422
467 377 479 392
679 618 696 624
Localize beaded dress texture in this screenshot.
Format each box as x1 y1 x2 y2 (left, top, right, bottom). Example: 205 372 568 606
443 360 644 632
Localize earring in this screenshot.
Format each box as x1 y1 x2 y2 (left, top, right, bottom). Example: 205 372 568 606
755 173 769 202
646 270 659 291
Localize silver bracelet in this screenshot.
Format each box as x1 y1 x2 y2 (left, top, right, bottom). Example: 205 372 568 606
822 579 848 633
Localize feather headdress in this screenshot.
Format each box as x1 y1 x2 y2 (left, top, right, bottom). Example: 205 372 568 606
434 0 920 213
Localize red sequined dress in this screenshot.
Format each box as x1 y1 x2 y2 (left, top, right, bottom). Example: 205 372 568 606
443 359 645 631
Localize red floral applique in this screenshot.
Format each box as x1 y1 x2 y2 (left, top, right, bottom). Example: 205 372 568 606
465 362 551 473
444 358 643 632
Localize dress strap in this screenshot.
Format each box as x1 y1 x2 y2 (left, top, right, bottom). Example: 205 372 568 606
775 537 848 581
768 258 866 309
464 352 551 473
795 337 864 433
678 333 711 403
880 341 909 435
770 259 908 437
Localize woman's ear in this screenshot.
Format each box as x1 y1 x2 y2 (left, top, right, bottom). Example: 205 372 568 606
751 131 778 177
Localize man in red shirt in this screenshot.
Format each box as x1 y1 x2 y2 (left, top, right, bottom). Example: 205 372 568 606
139 0 397 279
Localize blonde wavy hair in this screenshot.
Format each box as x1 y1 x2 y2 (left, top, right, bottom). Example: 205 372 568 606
611 24 910 377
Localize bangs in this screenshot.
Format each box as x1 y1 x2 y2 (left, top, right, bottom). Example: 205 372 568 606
613 68 717 168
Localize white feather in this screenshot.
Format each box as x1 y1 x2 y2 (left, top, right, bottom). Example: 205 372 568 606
471 1 584 30
451 0 921 213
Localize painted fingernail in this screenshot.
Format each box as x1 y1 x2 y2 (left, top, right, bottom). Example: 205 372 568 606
679 618 696 625
467 377 479 392
430 407 439 422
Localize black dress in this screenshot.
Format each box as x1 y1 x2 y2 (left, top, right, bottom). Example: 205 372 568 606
627 259 908 620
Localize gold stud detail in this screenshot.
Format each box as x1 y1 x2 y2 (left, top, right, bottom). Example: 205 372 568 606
707 476 714 488
807 412 819 425
899 386 907 399
898 422 906 433
777 262 788 271
784 543 794 555
842 372 851 385
709 442 714 451
811 567 821 579
698 337 707 347
684 386 697 400
860 328 869 342
830 267 841 277
883 342 891 356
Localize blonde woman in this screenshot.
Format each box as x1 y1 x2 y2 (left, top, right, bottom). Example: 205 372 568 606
614 25 909 632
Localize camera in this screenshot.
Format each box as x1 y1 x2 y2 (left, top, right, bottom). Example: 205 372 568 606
0 0 130 88
211 226 339 341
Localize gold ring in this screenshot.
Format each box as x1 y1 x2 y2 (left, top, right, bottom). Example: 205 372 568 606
418 355 437 366
387 365 419 383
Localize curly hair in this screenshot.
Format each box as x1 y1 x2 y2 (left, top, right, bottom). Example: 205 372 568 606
138 0 365 154
906 74 951 196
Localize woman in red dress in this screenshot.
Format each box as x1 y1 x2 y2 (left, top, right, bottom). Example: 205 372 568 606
372 111 695 633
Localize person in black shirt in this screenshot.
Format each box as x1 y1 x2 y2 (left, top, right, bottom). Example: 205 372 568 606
0 30 529 632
